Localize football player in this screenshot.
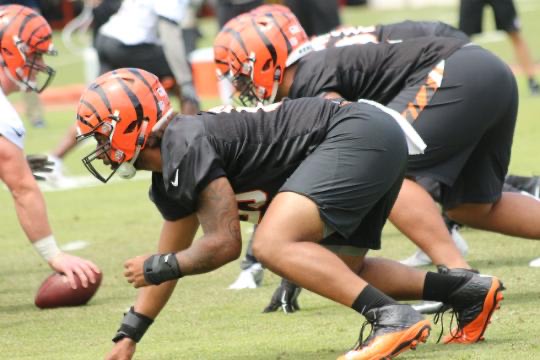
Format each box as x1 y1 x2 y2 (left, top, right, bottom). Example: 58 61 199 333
220 9 540 276
0 5 100 290
76 68 503 360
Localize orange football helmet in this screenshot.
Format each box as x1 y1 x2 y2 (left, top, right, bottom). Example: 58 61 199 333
0 5 56 93
224 10 312 105
213 13 253 82
76 68 172 183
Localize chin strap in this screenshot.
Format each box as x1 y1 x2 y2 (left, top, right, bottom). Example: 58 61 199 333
117 119 149 179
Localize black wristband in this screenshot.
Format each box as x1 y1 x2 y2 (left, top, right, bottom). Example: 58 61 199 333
112 307 154 343
143 253 183 285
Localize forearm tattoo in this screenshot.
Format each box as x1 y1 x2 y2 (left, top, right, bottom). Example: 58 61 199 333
180 178 241 274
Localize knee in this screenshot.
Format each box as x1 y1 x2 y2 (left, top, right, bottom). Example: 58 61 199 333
251 231 270 265
446 203 494 224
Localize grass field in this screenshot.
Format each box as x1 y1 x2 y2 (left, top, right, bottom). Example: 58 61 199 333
1 1 540 359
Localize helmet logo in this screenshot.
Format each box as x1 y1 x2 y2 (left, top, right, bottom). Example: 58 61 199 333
123 117 145 134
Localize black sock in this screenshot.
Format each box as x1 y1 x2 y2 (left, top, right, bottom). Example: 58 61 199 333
423 272 469 303
351 285 397 315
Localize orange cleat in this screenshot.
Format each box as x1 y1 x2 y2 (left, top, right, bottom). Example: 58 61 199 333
338 304 431 360
443 275 504 344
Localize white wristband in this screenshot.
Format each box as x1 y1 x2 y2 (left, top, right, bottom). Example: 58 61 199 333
33 235 61 262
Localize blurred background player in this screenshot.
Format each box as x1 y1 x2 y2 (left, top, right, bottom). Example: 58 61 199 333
44 0 122 186
219 7 540 308
220 7 540 293
212 0 264 104
459 0 539 95
0 4 99 290
0 0 46 128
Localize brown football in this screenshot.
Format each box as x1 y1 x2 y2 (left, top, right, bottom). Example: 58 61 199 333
34 271 102 309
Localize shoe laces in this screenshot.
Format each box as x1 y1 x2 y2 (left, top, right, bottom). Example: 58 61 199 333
352 317 376 350
433 305 463 342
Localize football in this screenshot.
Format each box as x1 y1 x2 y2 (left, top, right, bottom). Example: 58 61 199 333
34 271 102 309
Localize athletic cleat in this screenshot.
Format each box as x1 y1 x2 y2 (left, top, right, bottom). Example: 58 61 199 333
400 220 468 267
505 175 540 199
441 274 504 344
228 263 264 290
338 304 431 360
412 301 444 315
529 257 540 268
399 248 432 267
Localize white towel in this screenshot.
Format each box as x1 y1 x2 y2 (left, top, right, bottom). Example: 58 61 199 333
358 99 426 155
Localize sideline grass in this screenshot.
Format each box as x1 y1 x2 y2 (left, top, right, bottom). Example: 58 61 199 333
1 1 540 359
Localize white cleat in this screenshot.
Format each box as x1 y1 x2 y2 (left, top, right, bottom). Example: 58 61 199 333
400 225 468 267
529 257 540 268
412 301 444 314
228 263 264 290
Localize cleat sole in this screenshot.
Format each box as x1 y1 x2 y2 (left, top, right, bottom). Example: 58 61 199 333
338 321 431 360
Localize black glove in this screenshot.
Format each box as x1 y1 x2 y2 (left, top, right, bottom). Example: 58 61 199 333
263 278 301 314
26 154 54 181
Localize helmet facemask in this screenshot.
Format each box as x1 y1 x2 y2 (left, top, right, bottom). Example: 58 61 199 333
0 5 57 93
14 45 57 93
76 112 127 183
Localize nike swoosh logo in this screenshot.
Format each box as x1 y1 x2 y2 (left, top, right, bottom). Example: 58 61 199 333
170 169 179 187
13 129 23 137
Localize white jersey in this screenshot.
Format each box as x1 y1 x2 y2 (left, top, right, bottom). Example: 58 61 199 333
0 88 25 149
100 0 188 45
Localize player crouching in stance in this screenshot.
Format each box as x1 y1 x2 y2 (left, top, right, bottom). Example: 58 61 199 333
76 68 503 360
0 5 99 290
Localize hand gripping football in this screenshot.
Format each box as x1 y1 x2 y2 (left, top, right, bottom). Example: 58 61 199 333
34 272 102 309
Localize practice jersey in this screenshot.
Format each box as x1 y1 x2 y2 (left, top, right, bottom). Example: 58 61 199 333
99 0 187 45
289 36 467 105
150 97 343 223
0 87 25 149
310 21 468 51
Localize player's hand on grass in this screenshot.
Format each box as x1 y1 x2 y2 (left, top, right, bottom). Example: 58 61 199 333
105 338 136 360
49 252 100 289
26 154 54 181
124 255 150 288
263 278 302 314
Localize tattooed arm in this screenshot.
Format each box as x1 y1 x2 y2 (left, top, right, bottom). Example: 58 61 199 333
176 176 242 275
124 177 242 287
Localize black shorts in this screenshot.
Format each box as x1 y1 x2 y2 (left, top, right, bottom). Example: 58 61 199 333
459 0 520 35
388 45 518 209
280 102 408 250
95 34 173 79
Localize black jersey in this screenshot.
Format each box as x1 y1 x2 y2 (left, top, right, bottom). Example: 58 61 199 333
310 21 468 51
289 37 467 105
150 97 342 222
376 20 469 43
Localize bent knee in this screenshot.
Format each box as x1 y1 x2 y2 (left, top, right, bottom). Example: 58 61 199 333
446 202 495 224
252 230 277 265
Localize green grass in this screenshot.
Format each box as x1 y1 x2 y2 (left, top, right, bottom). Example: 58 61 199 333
1 1 540 359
